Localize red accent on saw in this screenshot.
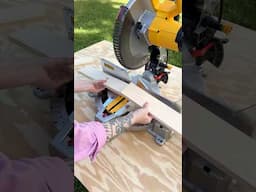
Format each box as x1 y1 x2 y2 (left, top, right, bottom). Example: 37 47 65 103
154 73 165 81
191 42 214 57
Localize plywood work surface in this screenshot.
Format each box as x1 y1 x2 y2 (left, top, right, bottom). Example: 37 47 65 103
9 27 73 57
0 3 46 24
74 41 182 192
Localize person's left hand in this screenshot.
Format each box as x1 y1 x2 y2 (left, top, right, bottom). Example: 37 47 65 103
75 79 107 93
89 80 107 93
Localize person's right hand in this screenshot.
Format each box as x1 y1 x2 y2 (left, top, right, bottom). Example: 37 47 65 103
131 103 153 125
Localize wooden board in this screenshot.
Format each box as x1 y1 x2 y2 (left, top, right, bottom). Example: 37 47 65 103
9 27 73 57
79 66 127 93
74 41 182 192
122 83 181 134
183 95 256 188
79 66 181 135
0 3 46 24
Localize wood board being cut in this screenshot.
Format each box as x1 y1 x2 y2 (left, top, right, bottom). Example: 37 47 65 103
79 66 182 135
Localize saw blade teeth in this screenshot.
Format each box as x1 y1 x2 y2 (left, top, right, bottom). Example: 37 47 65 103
113 4 151 69
113 6 128 66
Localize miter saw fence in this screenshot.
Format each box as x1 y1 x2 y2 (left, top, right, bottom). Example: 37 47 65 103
183 0 232 67
93 59 178 145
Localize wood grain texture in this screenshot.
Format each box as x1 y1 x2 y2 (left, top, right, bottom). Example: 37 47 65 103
74 41 182 192
0 0 71 60
9 27 73 57
79 66 127 93
0 3 46 24
75 132 182 192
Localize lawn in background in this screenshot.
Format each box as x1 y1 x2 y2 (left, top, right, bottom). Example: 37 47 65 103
74 0 182 67
223 0 256 30
74 177 87 192
75 0 126 51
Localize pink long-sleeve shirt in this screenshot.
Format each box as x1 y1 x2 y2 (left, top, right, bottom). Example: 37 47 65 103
0 154 73 192
0 121 106 191
74 121 107 162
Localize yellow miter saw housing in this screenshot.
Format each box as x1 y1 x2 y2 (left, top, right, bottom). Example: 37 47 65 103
147 0 182 51
113 0 182 69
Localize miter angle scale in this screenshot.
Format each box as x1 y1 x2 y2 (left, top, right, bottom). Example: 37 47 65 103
95 58 147 123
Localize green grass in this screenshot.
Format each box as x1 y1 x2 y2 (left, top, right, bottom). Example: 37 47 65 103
75 0 126 52
74 0 182 67
74 177 88 192
223 0 256 30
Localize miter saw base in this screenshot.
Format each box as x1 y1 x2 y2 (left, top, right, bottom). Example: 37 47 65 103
93 59 176 145
148 120 175 145
94 89 173 145
95 89 137 123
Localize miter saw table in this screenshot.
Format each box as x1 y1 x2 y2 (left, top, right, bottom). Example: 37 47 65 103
74 40 182 192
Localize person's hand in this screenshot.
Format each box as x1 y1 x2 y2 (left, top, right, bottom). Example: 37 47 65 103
89 80 107 93
34 58 73 89
103 103 153 141
131 103 153 125
75 79 107 93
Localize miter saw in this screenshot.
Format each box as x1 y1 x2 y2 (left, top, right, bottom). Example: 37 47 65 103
183 0 232 67
94 0 182 145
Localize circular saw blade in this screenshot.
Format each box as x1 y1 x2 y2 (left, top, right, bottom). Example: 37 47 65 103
113 0 154 69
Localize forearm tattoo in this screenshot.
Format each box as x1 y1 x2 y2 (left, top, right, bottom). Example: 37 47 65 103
103 112 134 142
